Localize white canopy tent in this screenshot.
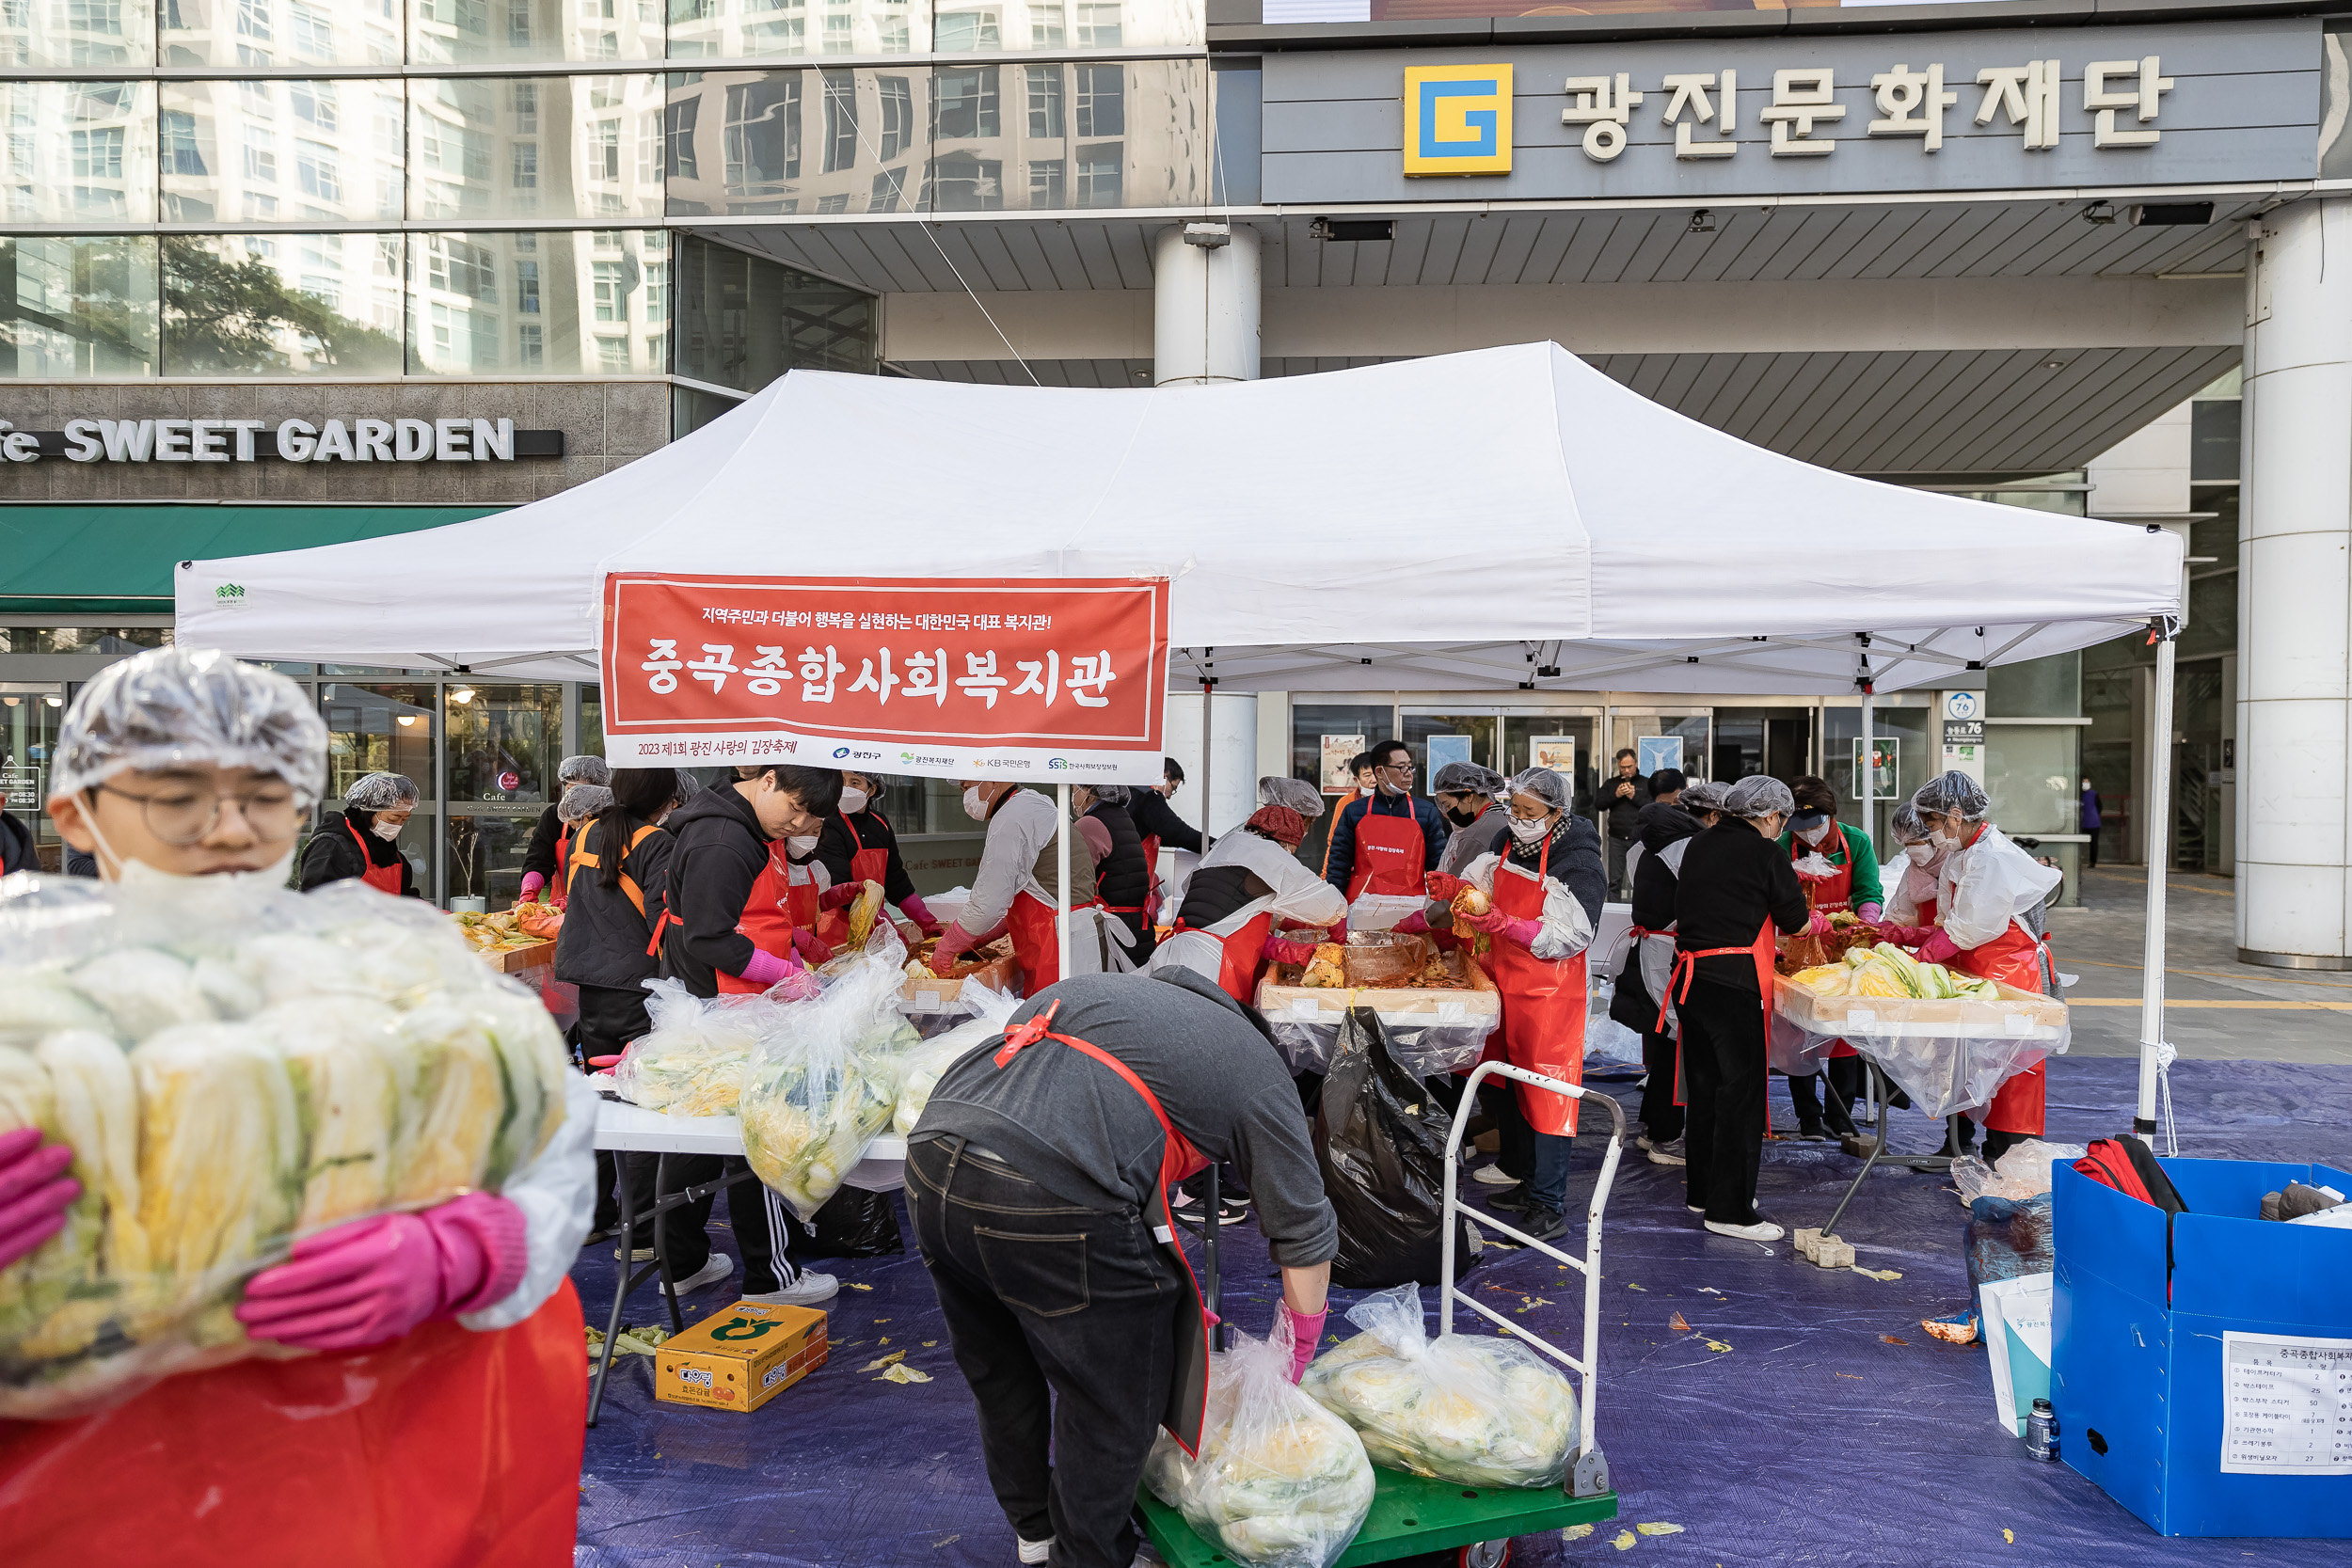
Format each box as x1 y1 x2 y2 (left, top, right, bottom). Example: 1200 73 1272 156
177 341 2187 1142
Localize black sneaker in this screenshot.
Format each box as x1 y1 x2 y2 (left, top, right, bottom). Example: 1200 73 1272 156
1486 1183 1536 1214
1795 1120 1829 1144
1520 1206 1570 1243
1169 1188 1249 1227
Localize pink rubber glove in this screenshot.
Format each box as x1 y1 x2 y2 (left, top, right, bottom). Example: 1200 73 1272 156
818 881 861 911
0 1129 79 1272
898 895 945 937
930 921 976 977
1460 904 1512 936
737 946 798 989
1494 915 1544 949
1279 1303 1327 1384
1263 936 1320 966
1915 927 1963 965
1327 920 1348 945
1856 903 1884 925
1805 911 1835 937
235 1193 527 1352
791 927 832 965
516 872 546 903
1424 872 1467 902
1394 911 1431 935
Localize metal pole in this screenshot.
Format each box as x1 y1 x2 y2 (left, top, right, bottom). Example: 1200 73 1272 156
1856 689 1875 855
1057 782 1073 982
1200 668 1214 840
2136 626 2178 1139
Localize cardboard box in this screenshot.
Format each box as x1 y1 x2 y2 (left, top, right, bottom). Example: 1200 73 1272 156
1772 973 2066 1041
2053 1158 2352 1537
654 1300 829 1413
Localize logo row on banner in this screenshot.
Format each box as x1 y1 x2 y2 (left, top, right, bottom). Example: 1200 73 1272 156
597 574 1172 784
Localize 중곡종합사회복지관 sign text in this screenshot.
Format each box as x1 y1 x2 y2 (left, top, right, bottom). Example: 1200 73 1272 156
598 573 1171 786
0 418 564 464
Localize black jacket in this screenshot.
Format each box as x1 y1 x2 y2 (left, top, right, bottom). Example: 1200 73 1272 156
816 805 915 908
1125 787 1202 856
659 783 772 999
1634 800 1700 852
1601 772 1652 839
521 804 564 884
298 807 420 897
0 811 34 876
1087 799 1155 962
1674 818 1810 994
555 816 674 991
1614 808 1701 1032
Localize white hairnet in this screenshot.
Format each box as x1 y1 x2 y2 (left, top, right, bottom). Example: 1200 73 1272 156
1680 781 1729 815
557 754 610 788
1914 769 1991 823
343 771 419 811
1258 776 1327 818
1891 801 1928 843
1723 775 1794 820
49 646 326 803
1089 783 1132 807
559 784 612 824
1431 761 1506 798
1505 766 1572 815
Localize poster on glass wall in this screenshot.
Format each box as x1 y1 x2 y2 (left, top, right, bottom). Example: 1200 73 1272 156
1425 734 1473 773
1531 736 1576 780
598 573 1169 784
1637 735 1683 776
1320 735 1366 794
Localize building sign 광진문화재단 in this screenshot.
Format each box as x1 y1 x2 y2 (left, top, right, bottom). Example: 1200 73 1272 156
0 418 564 465
1265 18 2319 203
597 574 1171 784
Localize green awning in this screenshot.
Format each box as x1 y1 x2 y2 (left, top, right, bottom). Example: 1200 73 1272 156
0 504 509 616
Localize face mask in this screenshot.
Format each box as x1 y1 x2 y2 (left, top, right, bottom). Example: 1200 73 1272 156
838 787 868 815
786 833 818 857
1903 843 1938 867
962 786 990 822
1932 828 1964 850
1508 816 1551 846
86 809 297 895
371 819 404 841
1796 823 1831 847
1443 804 1482 829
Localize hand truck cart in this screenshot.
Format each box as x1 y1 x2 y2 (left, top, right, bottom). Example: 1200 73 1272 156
1138 1060 1623 1567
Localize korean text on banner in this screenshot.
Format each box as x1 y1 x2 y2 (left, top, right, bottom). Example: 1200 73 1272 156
598 574 1170 784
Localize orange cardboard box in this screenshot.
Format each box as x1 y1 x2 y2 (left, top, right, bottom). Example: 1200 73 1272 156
653 1300 829 1413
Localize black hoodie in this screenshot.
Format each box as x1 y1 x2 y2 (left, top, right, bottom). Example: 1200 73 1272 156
0 810 35 876
1633 800 1701 854
658 782 774 999
298 806 420 897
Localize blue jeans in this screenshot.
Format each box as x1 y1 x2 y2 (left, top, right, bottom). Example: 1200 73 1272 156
1497 1087 1575 1212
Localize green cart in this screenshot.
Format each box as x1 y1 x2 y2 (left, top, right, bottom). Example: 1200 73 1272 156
1140 1060 1624 1567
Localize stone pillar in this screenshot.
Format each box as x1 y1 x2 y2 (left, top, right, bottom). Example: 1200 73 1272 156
2238 198 2352 967
1152 222 1260 387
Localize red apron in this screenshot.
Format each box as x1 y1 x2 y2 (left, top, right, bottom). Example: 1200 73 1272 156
0 1280 587 1568
1486 838 1587 1137
549 827 571 909
1168 910 1273 1005
1345 797 1429 902
1664 920 1776 1109
1791 823 1854 913
723 842 804 994
1139 833 1164 927
345 817 405 897
1007 886 1104 998
1949 918 2049 1136
817 814 896 954
991 1004 1215 1453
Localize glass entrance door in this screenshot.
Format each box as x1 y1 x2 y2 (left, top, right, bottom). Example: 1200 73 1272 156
1502 714 1600 817
320 681 439 899
1402 711 1501 783
1609 711 1712 785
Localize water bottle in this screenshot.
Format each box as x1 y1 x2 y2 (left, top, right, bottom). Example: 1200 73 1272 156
2026 1398 2059 1462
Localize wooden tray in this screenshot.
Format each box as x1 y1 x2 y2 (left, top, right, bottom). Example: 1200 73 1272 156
900 949 1023 1010
1772 974 2067 1040
479 939 556 975
1255 946 1501 1024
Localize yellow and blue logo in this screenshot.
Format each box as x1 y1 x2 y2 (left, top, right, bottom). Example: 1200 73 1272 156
1403 64 1513 177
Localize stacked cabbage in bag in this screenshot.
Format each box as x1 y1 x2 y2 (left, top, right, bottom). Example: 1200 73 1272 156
0 875 572 1418
608 978 779 1117
1301 1284 1580 1489
890 981 1019 1136
1146 1325 1375 1568
739 945 918 1219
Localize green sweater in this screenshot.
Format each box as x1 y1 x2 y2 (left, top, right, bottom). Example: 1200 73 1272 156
1775 820 1885 911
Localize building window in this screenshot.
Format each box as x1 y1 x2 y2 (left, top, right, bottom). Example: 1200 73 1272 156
289 79 336 131
594 118 619 181
290 0 332 55
817 71 852 173
295 140 340 201
162 110 205 176
517 320 542 365
816 192 848 213
922 150 999 211
932 66 997 141
665 95 699 180
869 166 904 211
509 141 536 187
643 258 666 320
507 0 531 43
239 125 275 183
820 9 849 50
595 333 628 371
1074 141 1119 206
876 75 911 161
236 0 270 40
515 257 539 311
511 80 535 132
592 228 620 248
593 258 626 320
1027 157 1061 206
1025 66 1062 139
933 7 995 48
427 234 497 300
1074 1 1117 44
1030 8 1062 46
1073 64 1121 137
720 76 799 193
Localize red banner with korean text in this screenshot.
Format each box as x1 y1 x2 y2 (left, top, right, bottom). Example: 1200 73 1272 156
598 574 1169 784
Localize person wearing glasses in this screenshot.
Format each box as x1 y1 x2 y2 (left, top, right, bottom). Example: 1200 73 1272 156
1321 739 1448 904
297 770 422 896
8 646 595 1564
1120 755 1203 927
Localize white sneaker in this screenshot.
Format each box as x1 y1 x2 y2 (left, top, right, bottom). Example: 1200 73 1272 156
1685 1204 1705 1214
742 1270 839 1307
665 1253 735 1294
1645 1139 1687 1167
1705 1218 1786 1243
1017 1537 1054 1565
1470 1163 1517 1187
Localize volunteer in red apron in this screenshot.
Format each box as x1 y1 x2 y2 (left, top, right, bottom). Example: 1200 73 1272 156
1124 757 1205 928
1149 776 1347 1004
1429 767 1607 1245
519 753 610 904
1669 774 1827 1243
6 646 596 1567
815 769 943 949
1775 774 1888 1141
1881 800 1947 930
930 780 1125 996
297 770 421 896
1883 769 2064 1163
1322 739 1449 906
1422 760 1509 956
904 968 1339 1568
1604 779 1726 1174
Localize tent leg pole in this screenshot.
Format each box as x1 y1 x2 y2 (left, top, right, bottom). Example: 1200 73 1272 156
2137 628 2178 1144
1057 784 1073 984
1200 674 1214 840
1857 689 1875 854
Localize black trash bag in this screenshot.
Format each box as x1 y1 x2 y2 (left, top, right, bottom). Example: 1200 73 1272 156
800 1186 904 1259
1315 1006 1481 1290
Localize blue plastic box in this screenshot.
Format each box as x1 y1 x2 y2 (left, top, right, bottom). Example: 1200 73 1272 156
2052 1157 2352 1538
